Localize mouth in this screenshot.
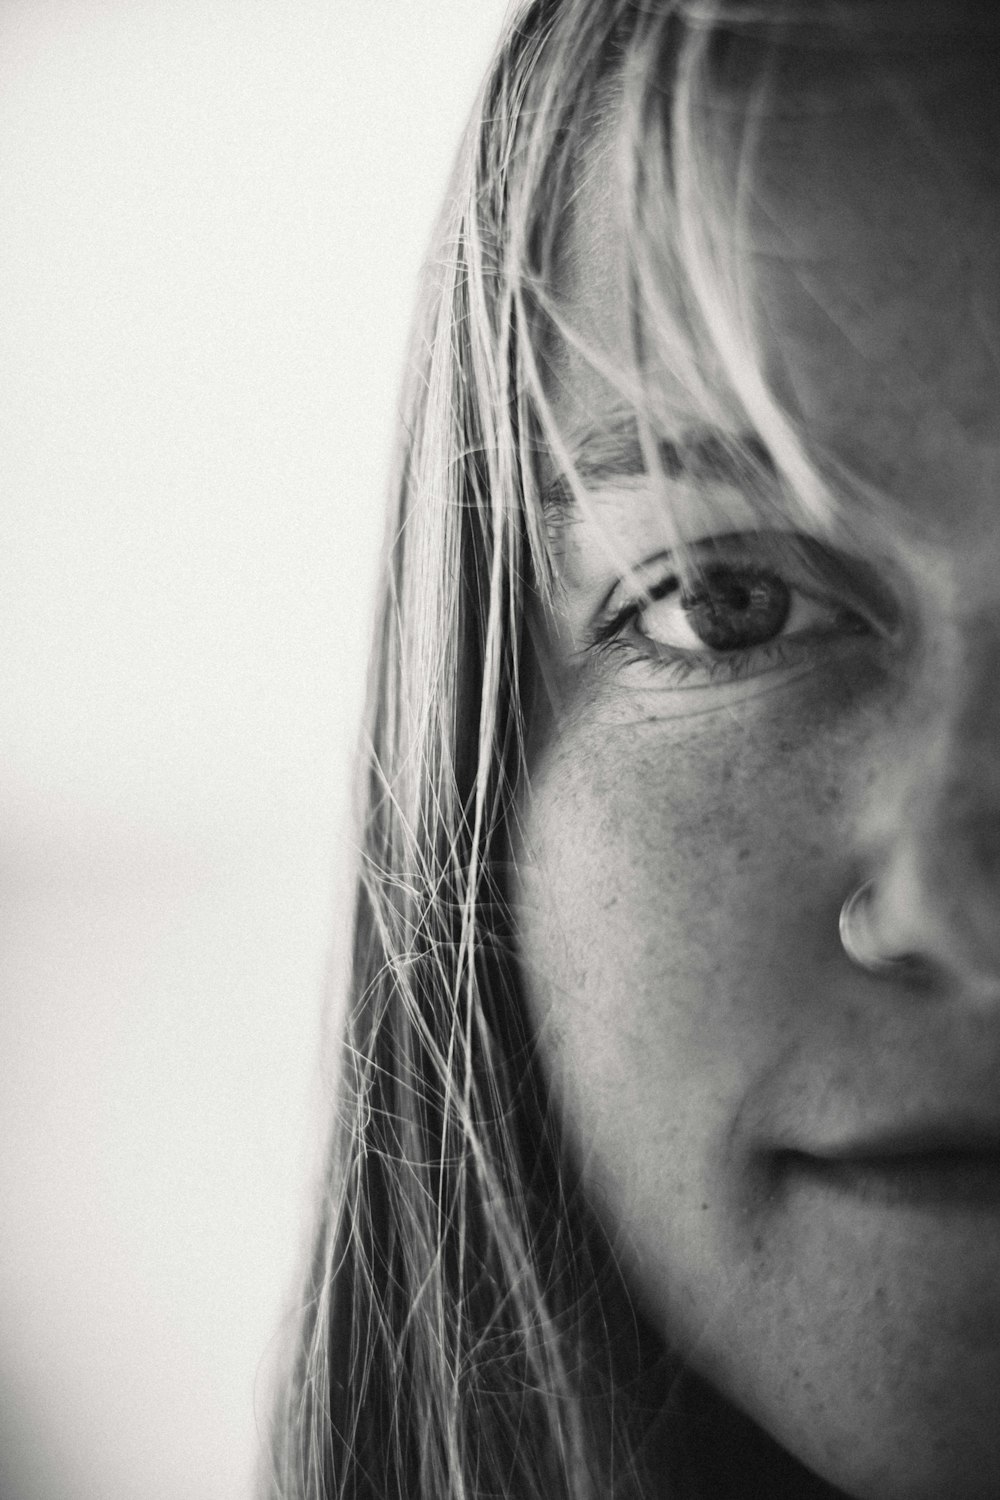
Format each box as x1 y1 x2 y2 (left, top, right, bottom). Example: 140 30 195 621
779 1137 1000 1210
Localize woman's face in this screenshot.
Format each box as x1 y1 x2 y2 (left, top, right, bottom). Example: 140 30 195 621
513 50 1000 1500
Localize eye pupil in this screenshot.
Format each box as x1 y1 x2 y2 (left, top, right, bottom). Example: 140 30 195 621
679 566 791 651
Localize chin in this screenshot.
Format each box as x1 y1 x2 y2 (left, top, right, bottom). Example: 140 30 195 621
685 1308 1000 1500
752 1386 1000 1500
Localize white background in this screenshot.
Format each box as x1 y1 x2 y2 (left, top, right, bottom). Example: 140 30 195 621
0 3 510 1496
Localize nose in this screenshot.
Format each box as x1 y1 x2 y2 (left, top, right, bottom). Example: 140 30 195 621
861 622 1000 997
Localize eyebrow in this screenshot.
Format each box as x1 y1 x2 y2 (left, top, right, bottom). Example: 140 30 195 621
541 419 776 536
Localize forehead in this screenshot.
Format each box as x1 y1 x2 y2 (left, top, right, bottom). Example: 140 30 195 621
548 37 1000 539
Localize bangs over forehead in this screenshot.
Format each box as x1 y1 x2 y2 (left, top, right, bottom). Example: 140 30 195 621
498 0 1000 591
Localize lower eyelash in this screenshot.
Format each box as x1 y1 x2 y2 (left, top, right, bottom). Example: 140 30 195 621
590 630 819 687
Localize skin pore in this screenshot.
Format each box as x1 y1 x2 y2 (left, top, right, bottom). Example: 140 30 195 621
513 41 1000 1500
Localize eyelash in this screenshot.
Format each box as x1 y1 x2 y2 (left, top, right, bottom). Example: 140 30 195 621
587 545 873 688
590 628 833 688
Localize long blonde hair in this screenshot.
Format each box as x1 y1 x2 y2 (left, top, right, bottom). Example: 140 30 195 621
261 3 981 1496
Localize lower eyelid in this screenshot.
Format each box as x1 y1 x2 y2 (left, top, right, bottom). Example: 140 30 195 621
595 612 870 690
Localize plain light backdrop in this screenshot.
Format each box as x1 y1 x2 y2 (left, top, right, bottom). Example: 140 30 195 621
0 3 510 1497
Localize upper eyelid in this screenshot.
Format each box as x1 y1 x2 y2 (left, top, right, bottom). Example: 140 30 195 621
599 531 902 631
597 551 677 620
596 532 781 615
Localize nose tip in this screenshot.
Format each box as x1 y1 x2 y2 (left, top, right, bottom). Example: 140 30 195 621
864 831 1000 1001
860 611 1000 999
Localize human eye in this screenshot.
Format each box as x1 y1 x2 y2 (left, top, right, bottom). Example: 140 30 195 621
587 531 882 690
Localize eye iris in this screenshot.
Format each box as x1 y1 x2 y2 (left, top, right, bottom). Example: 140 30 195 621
679 566 791 651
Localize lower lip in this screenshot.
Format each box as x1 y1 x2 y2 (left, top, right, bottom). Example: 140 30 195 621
781 1150 1000 1211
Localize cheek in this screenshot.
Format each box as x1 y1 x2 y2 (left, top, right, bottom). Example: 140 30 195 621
516 692 849 1088
511 682 864 1333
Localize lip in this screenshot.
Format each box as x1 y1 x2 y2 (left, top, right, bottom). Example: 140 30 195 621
779 1130 1000 1210
808 1122 1000 1159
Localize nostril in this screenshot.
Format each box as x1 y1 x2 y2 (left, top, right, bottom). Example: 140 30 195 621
839 880 936 987
840 853 1000 999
